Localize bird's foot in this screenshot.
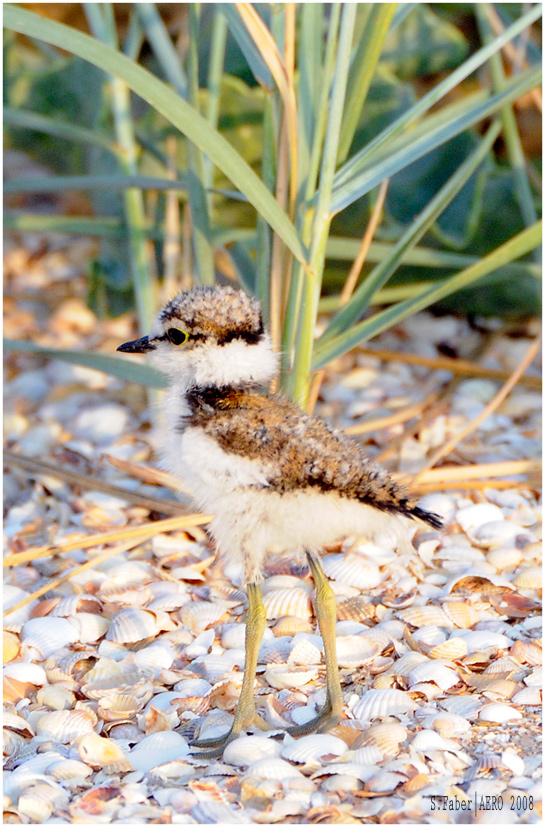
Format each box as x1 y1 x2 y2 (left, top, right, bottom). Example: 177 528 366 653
190 712 269 756
285 699 343 737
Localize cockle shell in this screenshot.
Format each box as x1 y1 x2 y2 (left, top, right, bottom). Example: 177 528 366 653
179 601 230 633
36 708 96 743
3 631 20 662
288 634 322 666
99 583 153 606
336 635 380 668
281 734 349 764
428 637 468 660
223 735 282 767
358 722 407 757
97 693 146 722
399 606 452 628
479 703 523 723
430 712 472 737
365 771 407 793
486 548 523 571
411 729 456 753
409 661 460 691
50 595 103 616
412 626 447 647
351 689 417 722
442 601 481 629
68 613 109 644
47 758 94 781
509 640 542 666
22 617 79 658
36 685 76 711
262 588 313 620
457 503 504 534
264 664 319 690
386 652 429 677
244 757 303 780
322 554 383 590
106 608 159 643
439 695 484 719
512 687 541 705
501 750 526 776
336 596 375 622
17 782 69 822
129 730 189 772
4 661 47 685
78 732 132 771
273 616 313 636
3 586 34 632
455 630 511 654
512 566 541 590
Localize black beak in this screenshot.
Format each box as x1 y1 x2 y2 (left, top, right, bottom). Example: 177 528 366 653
117 336 155 354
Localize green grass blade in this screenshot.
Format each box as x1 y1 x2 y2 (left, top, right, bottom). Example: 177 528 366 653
136 3 188 95
220 4 273 90
331 64 541 213
3 4 307 266
4 108 118 154
321 119 502 344
313 221 542 369
4 339 168 388
4 174 189 193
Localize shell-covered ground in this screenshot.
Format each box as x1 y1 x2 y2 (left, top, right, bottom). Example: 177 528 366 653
3 230 542 824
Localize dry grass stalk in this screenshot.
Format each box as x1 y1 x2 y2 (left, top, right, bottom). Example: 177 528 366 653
345 392 439 436
3 536 150 618
339 178 389 306
4 513 212 568
411 335 541 484
407 458 541 484
306 369 325 414
101 453 183 491
411 478 540 493
356 345 541 389
4 451 187 515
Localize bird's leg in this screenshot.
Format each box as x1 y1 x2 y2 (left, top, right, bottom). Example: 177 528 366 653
287 550 344 736
191 582 268 754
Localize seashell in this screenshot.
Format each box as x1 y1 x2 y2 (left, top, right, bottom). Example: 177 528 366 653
80 656 124 685
473 520 525 549
68 613 109 644
358 722 407 757
47 757 94 781
412 626 447 647
512 687 541 705
179 601 229 633
501 750 525 776
3 585 35 631
106 608 158 643
3 661 47 685
523 667 541 687
36 708 96 742
82 672 153 703
17 781 69 822
513 566 542 590
264 664 319 690
444 568 515 595
486 547 523 571
312 761 377 783
343 745 383 765
439 695 483 719
386 652 429 677
281 734 349 764
442 601 481 629
479 703 523 723
133 641 176 674
402 773 432 795
99 583 153 606
411 729 456 754
351 689 417 722
3 631 20 662
321 774 362 792
510 640 542 666
221 623 246 650
273 615 313 636
262 588 313 620
429 637 468 660
336 635 380 668
416 493 456 523
22 617 79 658
430 712 471 737
457 503 504 534
483 656 522 676
483 678 519 699
288 637 322 666
381 586 418 610
100 560 151 588
50 594 103 616
97 693 146 722
409 661 460 691
399 605 452 629
223 735 282 767
4 710 35 736
44 650 97 684
322 553 382 590
456 630 511 655
129 730 189 772
244 757 303 780
79 732 132 771
36 685 76 711
336 596 375 623
365 771 406 793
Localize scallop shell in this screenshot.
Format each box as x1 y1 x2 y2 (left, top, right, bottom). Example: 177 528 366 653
442 601 481 629
264 664 319 690
386 652 429 677
223 735 282 767
399 606 452 629
68 613 109 644
365 771 406 793
512 566 541 590
358 722 407 757
336 596 375 623
36 708 96 743
336 635 380 668
486 548 523 571
458 630 511 655
36 685 76 711
129 730 189 772
439 695 484 719
409 661 460 691
3 631 20 662
281 734 349 765
288 637 322 666
179 601 229 633
3 661 47 685
412 626 447 647
78 732 132 771
273 616 313 637
512 687 541 705
411 729 456 754
501 750 526 776
3 585 34 631
47 758 94 781
50 595 103 616
428 637 468 660
457 503 504 534
106 608 159 643
244 757 303 780
262 588 313 620
430 712 472 737
478 703 523 723
322 554 382 590
22 617 79 658
97 693 147 722
351 689 417 722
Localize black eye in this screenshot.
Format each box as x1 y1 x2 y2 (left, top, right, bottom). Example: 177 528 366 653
167 328 188 346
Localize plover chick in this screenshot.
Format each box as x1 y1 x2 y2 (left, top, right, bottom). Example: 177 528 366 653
118 285 442 754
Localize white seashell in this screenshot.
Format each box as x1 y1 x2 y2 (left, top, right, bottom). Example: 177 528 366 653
17 781 68 822
351 689 417 722
439 695 483 719
106 608 158 643
264 664 319 690
512 566 542 590
430 712 471 737
221 623 246 650
386 652 429 677
457 503 504 534
3 662 47 685
417 493 456 523
359 722 407 757
336 635 380 668
36 708 96 742
262 588 312 620
68 613 109 643
281 734 349 764
313 761 377 782
49 595 103 616
365 771 406 793
289 705 318 727
486 547 523 571
79 732 132 770
442 601 481 629
479 703 523 723
411 729 456 753
179 601 228 633
244 757 303 780
501 750 526 776
47 758 94 781
512 687 541 705
223 735 282 767
454 630 511 654
524 667 542 687
322 553 383 589
72 403 130 445
473 520 524 548
288 635 322 666
409 661 460 691
429 637 468 660
129 731 189 772
348 745 384 765
399 605 452 628
184 628 215 657
321 774 362 792
133 642 175 674
36 685 76 711
22 617 79 658
482 656 523 676
412 626 447 647
172 678 213 699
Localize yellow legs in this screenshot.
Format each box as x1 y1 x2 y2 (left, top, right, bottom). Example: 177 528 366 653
287 550 344 735
191 582 268 756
